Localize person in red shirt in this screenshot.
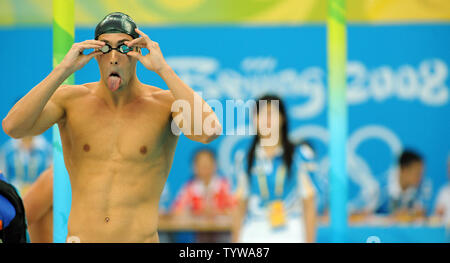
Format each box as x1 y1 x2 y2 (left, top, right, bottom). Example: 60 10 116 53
172 148 234 242
173 148 233 217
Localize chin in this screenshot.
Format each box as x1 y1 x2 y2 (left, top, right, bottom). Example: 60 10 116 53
115 85 126 92
117 81 128 91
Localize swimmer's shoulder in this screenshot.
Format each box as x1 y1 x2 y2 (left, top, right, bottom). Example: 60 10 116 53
52 82 97 105
140 84 175 106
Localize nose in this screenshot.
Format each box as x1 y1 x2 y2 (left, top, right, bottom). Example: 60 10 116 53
109 50 119 65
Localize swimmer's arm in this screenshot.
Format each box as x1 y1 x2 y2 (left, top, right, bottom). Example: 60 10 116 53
2 66 70 138
23 167 53 225
3 41 102 139
126 29 222 143
160 67 222 144
2 67 69 139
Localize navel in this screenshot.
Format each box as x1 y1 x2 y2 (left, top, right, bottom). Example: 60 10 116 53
83 144 90 152
140 146 147 155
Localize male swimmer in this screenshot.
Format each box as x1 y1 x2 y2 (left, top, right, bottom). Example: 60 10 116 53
2 12 222 242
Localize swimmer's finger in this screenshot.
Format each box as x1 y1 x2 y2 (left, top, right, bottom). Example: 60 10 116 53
73 43 104 52
81 50 102 61
78 43 105 49
85 50 103 58
73 41 104 48
75 51 102 67
151 41 160 49
78 51 102 66
135 28 149 39
125 37 146 47
126 51 143 60
125 42 147 49
135 28 153 47
81 40 105 46
125 41 146 48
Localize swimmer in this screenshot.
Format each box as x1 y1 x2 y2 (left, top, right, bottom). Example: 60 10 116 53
2 12 222 242
23 166 53 243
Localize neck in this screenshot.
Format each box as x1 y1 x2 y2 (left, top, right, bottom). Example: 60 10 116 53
202 176 213 186
98 74 140 108
261 138 282 159
399 173 409 191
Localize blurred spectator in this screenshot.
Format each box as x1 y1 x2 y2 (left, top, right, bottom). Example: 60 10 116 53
0 169 28 243
388 150 427 222
232 94 316 243
22 166 53 243
172 148 234 216
433 155 450 226
0 135 52 195
172 148 234 242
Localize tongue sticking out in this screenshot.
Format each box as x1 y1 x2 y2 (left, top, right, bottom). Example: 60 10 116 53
108 75 122 92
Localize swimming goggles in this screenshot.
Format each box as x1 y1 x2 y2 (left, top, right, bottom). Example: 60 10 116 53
99 43 133 54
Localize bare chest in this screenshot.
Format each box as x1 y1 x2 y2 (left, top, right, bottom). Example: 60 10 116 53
61 97 176 161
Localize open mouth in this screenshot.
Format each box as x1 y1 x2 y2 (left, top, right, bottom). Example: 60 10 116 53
110 72 120 78
107 72 122 92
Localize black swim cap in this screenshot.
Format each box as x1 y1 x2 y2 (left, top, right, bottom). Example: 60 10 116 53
95 12 139 40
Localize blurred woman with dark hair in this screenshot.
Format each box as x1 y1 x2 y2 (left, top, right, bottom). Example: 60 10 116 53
232 94 317 243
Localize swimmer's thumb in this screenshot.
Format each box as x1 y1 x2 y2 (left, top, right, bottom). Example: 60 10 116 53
87 50 103 59
79 51 102 68
127 51 142 61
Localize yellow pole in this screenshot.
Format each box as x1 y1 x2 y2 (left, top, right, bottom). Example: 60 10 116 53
327 0 348 242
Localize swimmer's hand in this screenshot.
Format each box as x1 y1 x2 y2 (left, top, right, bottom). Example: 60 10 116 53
125 28 170 74
59 40 105 73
